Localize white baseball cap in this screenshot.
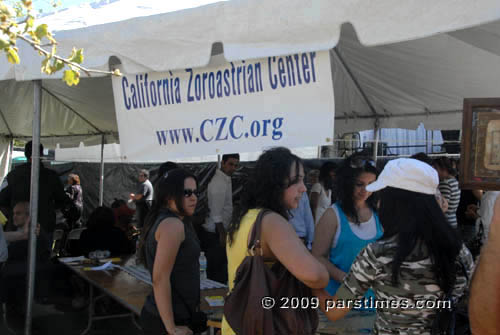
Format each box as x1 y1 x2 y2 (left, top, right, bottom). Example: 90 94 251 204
365 158 439 195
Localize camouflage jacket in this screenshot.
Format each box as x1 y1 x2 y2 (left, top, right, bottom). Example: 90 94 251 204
336 236 474 335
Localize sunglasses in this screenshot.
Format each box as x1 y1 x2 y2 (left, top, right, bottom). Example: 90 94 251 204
350 157 376 169
184 189 200 198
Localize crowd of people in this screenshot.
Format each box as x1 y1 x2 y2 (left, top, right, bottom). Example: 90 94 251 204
0 141 498 334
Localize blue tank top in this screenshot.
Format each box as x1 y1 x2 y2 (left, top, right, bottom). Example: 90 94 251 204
326 202 383 297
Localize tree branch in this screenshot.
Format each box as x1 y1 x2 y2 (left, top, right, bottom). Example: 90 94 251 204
17 34 113 76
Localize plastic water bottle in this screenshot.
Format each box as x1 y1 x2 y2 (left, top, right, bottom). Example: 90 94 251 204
199 252 207 281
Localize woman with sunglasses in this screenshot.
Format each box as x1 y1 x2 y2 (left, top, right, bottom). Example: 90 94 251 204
312 155 382 299
138 168 201 335
222 147 329 335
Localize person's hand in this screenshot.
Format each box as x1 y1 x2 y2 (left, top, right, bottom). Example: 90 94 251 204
21 216 39 239
311 288 324 297
465 204 479 219
129 193 135 201
168 325 193 335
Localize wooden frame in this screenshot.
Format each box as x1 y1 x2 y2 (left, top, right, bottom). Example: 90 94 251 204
460 98 500 190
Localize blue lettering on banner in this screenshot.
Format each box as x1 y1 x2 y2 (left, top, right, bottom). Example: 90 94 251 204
250 120 261 137
278 58 286 87
215 117 229 141
229 115 243 139
195 74 201 100
223 69 230 96
144 73 150 107
272 117 284 140
186 69 194 102
150 80 157 106
122 77 131 110
169 129 181 144
121 52 318 111
202 72 208 100
200 119 214 142
208 72 215 99
182 128 193 143
268 57 277 89
131 82 138 108
155 116 285 146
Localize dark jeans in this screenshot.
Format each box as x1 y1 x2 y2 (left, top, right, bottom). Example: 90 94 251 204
136 202 151 228
199 229 228 284
140 307 189 335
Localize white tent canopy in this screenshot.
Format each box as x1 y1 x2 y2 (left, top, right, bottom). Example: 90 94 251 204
0 0 499 150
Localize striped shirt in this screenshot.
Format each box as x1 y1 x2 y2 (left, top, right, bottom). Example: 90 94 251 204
438 178 461 228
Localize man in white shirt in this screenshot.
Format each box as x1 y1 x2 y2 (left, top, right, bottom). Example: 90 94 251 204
201 153 239 283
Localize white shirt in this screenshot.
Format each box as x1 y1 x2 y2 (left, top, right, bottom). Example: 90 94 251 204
478 191 500 244
331 204 377 248
203 169 233 233
311 182 332 224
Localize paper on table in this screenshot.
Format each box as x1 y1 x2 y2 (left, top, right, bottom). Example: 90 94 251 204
84 261 114 271
59 256 86 263
204 296 224 307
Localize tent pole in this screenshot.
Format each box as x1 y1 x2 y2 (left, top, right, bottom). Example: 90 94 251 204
372 119 380 162
8 138 13 172
25 80 42 335
99 134 105 206
217 154 221 169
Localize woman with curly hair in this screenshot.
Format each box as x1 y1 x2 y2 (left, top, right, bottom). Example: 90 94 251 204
222 147 328 335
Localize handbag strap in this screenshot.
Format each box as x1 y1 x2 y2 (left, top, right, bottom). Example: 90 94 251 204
444 257 469 300
247 209 270 254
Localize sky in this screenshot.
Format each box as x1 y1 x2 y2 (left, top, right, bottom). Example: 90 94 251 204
32 0 222 15
33 0 94 14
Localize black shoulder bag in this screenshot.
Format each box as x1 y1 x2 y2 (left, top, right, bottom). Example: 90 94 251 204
432 260 471 335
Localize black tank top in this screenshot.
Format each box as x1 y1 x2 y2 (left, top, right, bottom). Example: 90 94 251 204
142 209 201 321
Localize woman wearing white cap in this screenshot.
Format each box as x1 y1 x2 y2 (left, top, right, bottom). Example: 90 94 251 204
313 158 474 334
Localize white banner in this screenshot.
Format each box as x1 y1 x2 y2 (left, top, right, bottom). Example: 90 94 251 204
111 51 334 161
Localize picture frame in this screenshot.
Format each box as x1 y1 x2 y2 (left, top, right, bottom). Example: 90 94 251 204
460 98 500 190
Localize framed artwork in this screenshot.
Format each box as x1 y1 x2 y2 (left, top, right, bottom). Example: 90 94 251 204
460 98 500 190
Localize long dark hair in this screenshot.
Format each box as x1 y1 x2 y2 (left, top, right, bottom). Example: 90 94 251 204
138 168 197 263
379 187 462 293
334 155 378 224
227 147 302 246
319 161 337 191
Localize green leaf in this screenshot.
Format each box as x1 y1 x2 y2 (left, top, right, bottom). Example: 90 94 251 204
26 16 34 29
63 69 80 86
53 59 64 72
69 48 83 64
0 3 15 17
41 57 51 74
35 24 48 40
6 47 19 64
0 38 9 49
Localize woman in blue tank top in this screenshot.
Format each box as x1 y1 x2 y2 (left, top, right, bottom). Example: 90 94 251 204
312 155 382 305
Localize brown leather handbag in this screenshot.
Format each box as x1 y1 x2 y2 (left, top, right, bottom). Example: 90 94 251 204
224 209 319 335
